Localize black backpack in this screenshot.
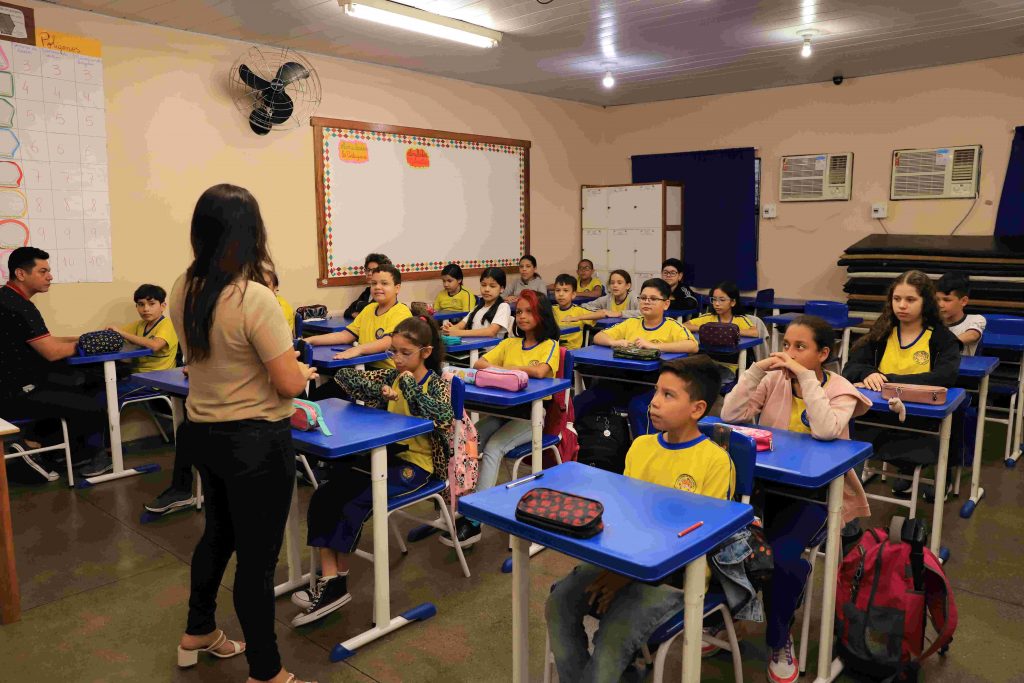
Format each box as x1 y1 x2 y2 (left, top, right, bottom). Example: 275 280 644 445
575 412 630 474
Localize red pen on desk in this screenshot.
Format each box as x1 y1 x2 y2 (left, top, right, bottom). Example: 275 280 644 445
677 521 704 538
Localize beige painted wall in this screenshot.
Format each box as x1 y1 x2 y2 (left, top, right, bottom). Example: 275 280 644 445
604 55 1024 299
23 1 612 337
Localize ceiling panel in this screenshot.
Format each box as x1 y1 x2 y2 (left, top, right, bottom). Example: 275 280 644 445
48 0 1024 105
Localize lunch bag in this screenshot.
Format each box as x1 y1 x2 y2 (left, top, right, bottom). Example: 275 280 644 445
77 330 124 356
699 322 740 347
291 398 333 436
515 487 604 538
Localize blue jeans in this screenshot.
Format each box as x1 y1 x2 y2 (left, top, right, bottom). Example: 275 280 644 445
546 563 684 683
475 416 534 492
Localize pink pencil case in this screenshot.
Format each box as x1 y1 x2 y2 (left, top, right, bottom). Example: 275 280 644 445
728 425 774 452
475 367 529 392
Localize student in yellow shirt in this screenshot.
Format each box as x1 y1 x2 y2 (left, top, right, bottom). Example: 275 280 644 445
575 258 604 299
109 284 178 372
576 279 698 436
546 356 734 683
685 280 758 378
434 263 475 313
308 264 412 400
439 289 561 547
552 274 594 350
268 272 295 336
568 269 639 323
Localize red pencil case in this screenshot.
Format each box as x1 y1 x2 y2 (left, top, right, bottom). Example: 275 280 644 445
728 425 773 451
515 488 604 538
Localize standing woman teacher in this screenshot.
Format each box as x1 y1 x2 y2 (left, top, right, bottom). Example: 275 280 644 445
171 184 317 683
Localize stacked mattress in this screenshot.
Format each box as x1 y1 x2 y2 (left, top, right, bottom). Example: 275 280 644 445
838 234 1024 316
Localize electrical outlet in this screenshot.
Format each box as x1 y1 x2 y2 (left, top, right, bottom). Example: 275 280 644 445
871 202 888 219
762 204 777 219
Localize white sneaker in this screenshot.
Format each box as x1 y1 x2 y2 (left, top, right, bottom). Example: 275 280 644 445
767 635 799 683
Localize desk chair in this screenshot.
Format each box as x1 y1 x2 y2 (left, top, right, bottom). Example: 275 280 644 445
118 381 175 444
980 315 1024 463
4 418 71 483
754 288 775 315
542 423 756 683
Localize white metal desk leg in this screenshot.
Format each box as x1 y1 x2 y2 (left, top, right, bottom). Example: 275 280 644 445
170 397 184 430
963 375 988 517
771 324 779 354
738 349 748 372
511 535 531 683
370 444 391 625
469 349 479 366
815 476 846 683
931 416 952 559
573 368 583 395
528 399 547 558
681 554 708 683
1015 356 1024 460
840 328 852 370
274 475 309 596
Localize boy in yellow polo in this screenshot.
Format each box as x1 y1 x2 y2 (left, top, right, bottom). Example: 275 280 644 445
110 284 178 372
546 356 734 683
552 274 594 350
576 258 604 299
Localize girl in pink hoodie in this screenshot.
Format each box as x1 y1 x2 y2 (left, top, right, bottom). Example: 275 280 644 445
721 315 871 683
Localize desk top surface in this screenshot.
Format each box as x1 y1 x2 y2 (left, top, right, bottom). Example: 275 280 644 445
572 344 688 372
291 398 434 459
463 377 571 407
861 387 967 418
67 347 152 365
309 345 389 369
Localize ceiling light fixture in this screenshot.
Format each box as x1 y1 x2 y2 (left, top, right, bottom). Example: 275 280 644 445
798 30 817 58
602 71 615 89
341 0 502 48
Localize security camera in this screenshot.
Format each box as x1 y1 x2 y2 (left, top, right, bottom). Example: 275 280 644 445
832 74 844 86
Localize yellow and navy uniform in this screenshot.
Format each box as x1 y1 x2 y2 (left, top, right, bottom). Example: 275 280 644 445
608 295 631 316
482 337 559 397
625 433 735 498
123 316 178 372
388 372 437 473
691 313 756 372
602 316 695 346
433 287 475 313
879 327 933 377
578 277 603 295
276 294 295 336
553 303 594 350
345 302 412 369
788 372 831 434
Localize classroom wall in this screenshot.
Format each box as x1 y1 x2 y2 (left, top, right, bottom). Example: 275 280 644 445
23 1 612 337
603 54 1024 300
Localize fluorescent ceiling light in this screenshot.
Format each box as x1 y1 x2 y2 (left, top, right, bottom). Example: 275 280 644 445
342 0 502 48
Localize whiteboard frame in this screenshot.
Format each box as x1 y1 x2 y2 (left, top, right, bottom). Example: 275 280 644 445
312 117 530 287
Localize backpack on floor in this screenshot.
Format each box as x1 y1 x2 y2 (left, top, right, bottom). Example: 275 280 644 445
835 516 957 683
542 346 578 467
575 411 630 474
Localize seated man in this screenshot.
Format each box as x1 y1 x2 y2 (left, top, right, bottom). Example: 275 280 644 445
0 247 108 478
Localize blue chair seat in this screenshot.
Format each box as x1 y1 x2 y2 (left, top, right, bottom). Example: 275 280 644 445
988 383 1019 396
504 434 561 460
387 477 446 512
646 592 729 646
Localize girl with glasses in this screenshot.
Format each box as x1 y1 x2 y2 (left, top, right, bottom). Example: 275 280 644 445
684 280 759 378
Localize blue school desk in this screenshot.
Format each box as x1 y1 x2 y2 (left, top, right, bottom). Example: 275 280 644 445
289 399 436 661
433 311 466 323
700 416 872 682
445 336 502 365
980 332 1024 466
762 312 865 367
460 461 752 683
740 296 807 314
858 388 966 564
571 344 688 393
308 344 389 372
301 315 351 334
67 348 157 487
955 356 999 518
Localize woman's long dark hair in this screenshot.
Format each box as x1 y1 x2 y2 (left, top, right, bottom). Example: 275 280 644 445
466 267 506 328
852 270 943 351
183 184 275 362
514 289 561 343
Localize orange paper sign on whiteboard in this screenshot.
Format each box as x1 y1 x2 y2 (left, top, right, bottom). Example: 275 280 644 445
406 148 429 168
35 28 102 57
339 140 368 163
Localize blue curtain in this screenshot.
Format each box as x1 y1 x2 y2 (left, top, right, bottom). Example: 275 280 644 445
632 147 757 290
995 126 1024 237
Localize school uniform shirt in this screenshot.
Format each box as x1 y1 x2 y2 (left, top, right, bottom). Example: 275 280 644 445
345 301 413 369
601 316 695 346
947 314 986 356
502 275 547 299
553 303 594 350
787 373 831 434
0 283 51 400
461 301 513 338
582 291 640 317
878 327 935 377
843 325 960 389
169 276 294 423
433 287 475 313
123 316 178 372
577 277 603 295
482 337 559 388
276 294 295 336
624 432 735 500
690 313 756 372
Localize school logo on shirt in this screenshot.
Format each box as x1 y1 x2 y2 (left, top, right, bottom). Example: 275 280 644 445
673 473 697 492
400 466 415 482
528 359 542 365
913 351 930 365
801 410 810 428
375 327 386 339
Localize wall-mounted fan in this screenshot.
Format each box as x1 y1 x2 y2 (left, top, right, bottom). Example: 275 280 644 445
229 46 321 135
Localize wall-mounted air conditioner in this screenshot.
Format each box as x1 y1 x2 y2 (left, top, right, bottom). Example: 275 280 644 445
890 145 981 200
779 152 853 201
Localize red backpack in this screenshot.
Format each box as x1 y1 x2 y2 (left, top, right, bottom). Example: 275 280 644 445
835 516 957 682
542 346 578 467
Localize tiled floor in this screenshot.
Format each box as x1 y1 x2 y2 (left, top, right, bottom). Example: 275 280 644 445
3 429 1024 682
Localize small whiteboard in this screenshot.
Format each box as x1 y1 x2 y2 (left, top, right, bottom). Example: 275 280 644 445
313 118 529 286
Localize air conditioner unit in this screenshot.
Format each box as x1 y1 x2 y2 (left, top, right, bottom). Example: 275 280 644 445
890 145 981 200
779 153 852 201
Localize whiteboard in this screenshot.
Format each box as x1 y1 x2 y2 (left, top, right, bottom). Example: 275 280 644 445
315 120 528 285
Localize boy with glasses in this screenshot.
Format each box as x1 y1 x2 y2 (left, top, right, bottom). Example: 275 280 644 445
660 258 698 311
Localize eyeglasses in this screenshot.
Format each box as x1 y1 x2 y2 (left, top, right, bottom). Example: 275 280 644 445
637 296 667 303
661 269 680 277
385 347 424 359
711 297 732 304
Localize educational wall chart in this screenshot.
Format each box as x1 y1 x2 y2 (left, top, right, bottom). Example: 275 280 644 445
0 34 110 282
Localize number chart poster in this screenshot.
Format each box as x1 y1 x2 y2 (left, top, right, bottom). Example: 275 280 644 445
0 34 110 282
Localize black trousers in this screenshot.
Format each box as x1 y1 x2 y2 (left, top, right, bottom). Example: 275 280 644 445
182 417 294 681
0 383 107 464
168 420 194 492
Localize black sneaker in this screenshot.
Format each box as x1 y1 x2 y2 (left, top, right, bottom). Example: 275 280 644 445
890 478 912 498
77 451 113 478
144 487 196 514
439 517 482 548
921 481 952 504
291 575 351 626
